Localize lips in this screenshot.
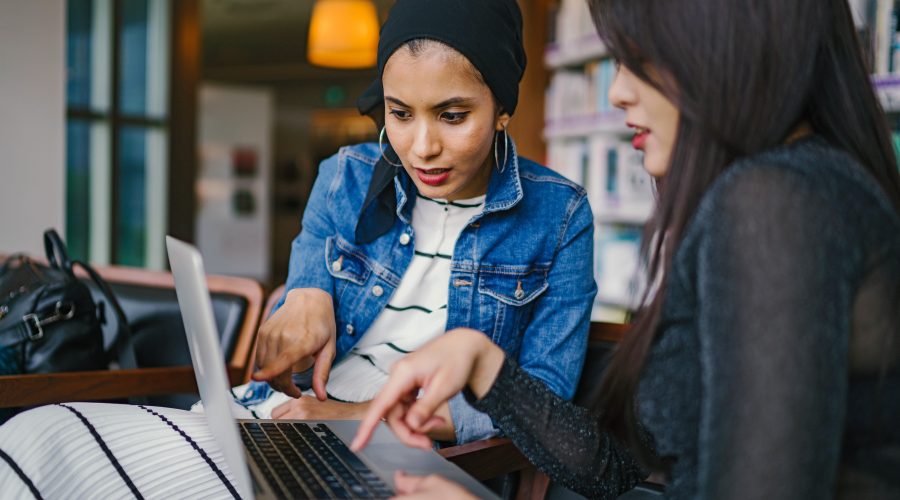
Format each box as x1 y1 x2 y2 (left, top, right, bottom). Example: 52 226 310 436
415 167 451 186
627 123 650 151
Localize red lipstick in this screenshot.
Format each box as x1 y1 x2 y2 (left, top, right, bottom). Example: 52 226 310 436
632 130 649 150
627 123 650 151
415 168 451 186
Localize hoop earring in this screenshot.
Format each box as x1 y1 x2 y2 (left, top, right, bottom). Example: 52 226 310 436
494 128 509 173
379 126 403 167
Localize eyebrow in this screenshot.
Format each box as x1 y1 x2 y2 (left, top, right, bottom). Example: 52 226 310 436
384 96 475 110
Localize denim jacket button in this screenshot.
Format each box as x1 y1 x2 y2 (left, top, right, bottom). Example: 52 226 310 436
331 260 342 273
345 324 355 335
514 289 525 300
399 233 411 245
372 285 384 297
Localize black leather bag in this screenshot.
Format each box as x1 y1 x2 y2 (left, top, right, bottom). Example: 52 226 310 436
0 229 137 376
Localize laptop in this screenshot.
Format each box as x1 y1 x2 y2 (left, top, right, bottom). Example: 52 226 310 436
165 236 498 499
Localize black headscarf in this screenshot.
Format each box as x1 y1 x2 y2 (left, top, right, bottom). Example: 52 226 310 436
354 0 526 245
358 0 526 118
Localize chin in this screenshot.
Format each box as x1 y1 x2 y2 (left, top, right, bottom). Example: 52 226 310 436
412 180 456 199
643 156 668 178
419 187 453 199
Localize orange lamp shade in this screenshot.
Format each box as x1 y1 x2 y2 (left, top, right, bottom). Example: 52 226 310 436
307 0 379 69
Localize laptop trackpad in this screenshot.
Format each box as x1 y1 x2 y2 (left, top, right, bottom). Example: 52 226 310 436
324 420 499 499
362 443 497 498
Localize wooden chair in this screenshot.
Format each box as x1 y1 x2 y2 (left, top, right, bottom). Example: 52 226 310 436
0 263 263 409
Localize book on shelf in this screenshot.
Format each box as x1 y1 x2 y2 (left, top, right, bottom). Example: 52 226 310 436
851 0 900 75
586 137 654 221
549 0 599 53
594 224 642 309
545 59 619 123
548 137 652 216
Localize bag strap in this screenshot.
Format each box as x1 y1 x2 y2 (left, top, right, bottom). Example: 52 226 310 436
0 310 52 348
72 261 138 371
43 229 74 275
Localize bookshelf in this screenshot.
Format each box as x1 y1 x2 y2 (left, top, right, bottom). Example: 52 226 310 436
543 0 652 322
544 33 607 69
853 0 900 160
543 0 900 323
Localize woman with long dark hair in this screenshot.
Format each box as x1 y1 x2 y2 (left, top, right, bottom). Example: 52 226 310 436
353 0 900 498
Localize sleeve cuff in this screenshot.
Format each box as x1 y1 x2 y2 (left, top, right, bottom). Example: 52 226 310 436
448 391 500 444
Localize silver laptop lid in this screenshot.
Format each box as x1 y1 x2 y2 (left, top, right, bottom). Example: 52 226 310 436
166 236 254 500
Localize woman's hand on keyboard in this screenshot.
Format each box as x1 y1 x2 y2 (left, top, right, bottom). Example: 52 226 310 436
252 288 336 399
351 328 505 451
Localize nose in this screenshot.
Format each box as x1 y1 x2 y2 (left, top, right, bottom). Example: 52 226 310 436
609 66 637 110
411 121 441 162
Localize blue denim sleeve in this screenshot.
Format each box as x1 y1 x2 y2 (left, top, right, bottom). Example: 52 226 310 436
516 194 595 400
448 391 500 443
271 153 342 316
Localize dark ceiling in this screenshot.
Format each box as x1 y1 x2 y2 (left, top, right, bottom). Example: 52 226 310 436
201 0 395 84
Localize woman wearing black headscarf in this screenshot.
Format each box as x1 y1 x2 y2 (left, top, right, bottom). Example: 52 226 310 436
242 0 596 446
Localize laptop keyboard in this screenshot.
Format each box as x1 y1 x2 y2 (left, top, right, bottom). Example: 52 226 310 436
239 421 394 499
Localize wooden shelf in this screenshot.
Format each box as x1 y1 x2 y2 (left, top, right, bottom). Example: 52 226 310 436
873 74 900 112
594 202 653 225
544 111 630 139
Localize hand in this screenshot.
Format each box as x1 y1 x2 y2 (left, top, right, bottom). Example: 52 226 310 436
392 471 476 499
252 288 336 399
272 398 369 420
351 328 505 451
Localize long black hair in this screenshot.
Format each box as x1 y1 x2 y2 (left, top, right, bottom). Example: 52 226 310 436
589 0 900 465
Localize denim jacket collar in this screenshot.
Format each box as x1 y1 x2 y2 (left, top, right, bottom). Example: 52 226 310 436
394 138 523 220
355 138 523 244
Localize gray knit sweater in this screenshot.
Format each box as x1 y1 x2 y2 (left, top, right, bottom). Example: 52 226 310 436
470 137 900 499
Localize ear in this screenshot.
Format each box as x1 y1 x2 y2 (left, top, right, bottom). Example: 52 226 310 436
495 111 511 132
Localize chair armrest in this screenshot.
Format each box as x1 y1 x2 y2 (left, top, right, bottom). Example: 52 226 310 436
437 438 533 481
0 365 245 408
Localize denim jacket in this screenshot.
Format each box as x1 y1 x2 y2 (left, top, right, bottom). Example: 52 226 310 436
274 140 596 443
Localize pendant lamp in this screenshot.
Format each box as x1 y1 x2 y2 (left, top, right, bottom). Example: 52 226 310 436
307 0 379 69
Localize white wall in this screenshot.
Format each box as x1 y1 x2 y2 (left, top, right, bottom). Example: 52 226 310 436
0 1 66 256
197 84 273 281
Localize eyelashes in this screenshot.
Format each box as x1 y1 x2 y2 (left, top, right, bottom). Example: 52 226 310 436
440 111 469 123
389 109 412 120
388 108 471 124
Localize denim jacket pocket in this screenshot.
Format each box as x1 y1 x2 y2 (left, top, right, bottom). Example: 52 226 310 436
325 236 373 286
477 265 549 306
476 265 550 352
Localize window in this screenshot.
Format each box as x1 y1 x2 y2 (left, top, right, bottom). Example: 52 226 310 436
66 0 169 268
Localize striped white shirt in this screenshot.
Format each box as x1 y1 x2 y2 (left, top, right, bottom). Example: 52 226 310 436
326 193 485 402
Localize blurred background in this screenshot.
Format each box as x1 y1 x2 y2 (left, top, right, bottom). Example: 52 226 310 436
0 0 549 287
